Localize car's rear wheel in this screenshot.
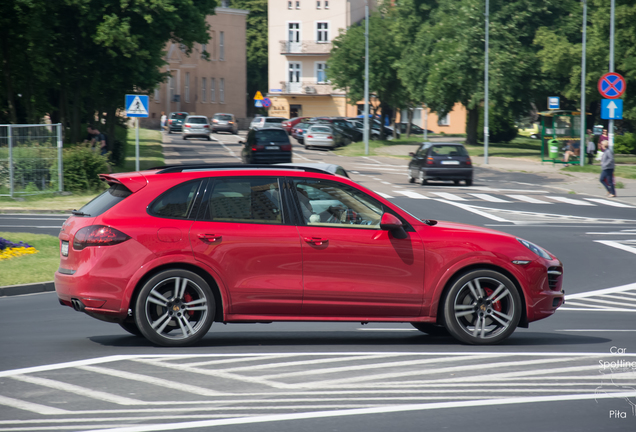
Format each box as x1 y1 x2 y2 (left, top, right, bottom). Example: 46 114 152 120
454 180 460 185
134 269 215 347
443 269 521 345
119 320 143 337
465 179 473 186
207 135 211 141
419 171 427 185
411 322 449 336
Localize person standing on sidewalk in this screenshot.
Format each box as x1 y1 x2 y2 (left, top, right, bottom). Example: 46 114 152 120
160 112 167 132
586 129 596 165
600 141 616 197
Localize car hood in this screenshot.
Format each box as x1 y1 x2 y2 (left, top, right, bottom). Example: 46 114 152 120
415 220 516 239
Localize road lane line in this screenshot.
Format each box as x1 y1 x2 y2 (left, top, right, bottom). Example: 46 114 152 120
433 200 510 222
584 198 635 208
374 191 393 198
430 192 466 201
0 395 70 415
394 191 429 199
546 196 596 206
594 240 636 256
565 281 636 300
506 195 552 204
468 194 511 203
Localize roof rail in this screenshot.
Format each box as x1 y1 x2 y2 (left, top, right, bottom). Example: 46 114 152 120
151 163 335 175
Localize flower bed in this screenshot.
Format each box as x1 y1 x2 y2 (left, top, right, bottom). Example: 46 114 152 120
0 237 39 261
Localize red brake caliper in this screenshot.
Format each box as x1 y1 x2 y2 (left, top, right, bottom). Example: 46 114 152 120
483 288 502 312
184 292 194 316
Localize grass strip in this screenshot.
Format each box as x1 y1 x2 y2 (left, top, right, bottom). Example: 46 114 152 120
0 232 59 286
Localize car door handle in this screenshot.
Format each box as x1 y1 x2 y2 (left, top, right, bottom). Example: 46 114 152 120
198 234 222 243
304 237 328 246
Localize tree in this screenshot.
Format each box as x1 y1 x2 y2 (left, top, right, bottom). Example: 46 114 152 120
229 0 268 116
0 0 217 146
328 9 407 138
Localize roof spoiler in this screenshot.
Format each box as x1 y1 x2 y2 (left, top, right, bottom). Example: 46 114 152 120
99 173 148 193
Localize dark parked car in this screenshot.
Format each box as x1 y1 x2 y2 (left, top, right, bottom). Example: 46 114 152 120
55 164 564 347
408 143 473 185
211 113 238 134
291 121 312 144
282 117 309 135
312 117 362 144
167 112 189 133
397 123 434 135
241 128 292 164
347 118 399 140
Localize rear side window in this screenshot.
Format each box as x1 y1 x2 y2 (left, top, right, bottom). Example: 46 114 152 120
431 145 468 156
79 184 132 217
148 180 203 219
202 177 282 224
256 130 289 142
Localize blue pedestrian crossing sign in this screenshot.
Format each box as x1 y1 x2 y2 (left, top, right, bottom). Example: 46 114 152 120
601 99 623 120
125 95 149 117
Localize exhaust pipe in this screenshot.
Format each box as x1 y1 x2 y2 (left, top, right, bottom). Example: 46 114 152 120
71 298 86 312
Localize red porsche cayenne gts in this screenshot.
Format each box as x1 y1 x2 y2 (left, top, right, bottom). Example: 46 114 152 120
55 165 564 347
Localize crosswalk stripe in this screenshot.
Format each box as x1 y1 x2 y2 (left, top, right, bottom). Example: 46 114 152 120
584 198 635 208
546 196 596 206
431 192 466 201
468 194 511 203
374 191 393 199
394 191 430 199
506 195 552 204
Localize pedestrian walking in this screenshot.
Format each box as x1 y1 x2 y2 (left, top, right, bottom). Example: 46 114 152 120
160 112 167 132
586 129 596 165
599 141 616 197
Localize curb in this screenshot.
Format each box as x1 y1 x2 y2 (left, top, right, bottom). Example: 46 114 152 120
0 281 55 297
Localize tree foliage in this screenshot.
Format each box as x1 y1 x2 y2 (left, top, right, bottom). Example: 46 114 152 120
0 0 216 146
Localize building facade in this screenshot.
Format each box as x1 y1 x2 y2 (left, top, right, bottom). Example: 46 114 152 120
146 6 249 128
267 0 375 119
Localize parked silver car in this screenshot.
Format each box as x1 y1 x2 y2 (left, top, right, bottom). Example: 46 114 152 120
304 124 337 149
182 115 211 141
249 116 288 130
211 113 238 134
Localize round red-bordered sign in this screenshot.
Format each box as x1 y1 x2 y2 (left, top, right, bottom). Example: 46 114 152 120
598 72 626 99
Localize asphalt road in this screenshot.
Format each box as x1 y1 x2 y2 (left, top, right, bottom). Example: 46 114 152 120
1 131 635 431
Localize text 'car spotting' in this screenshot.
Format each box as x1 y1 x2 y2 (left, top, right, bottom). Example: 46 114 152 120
55 164 564 347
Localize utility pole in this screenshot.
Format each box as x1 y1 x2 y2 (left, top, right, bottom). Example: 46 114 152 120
363 1 370 155
483 0 489 164
580 0 587 166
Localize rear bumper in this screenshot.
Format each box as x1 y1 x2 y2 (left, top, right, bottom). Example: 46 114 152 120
421 167 473 180
306 139 335 148
212 125 235 132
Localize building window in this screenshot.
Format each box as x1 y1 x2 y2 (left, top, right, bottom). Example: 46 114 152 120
325 0 329 8
169 75 175 102
316 22 329 43
201 43 207 59
202 78 207 102
185 72 190 103
219 31 225 61
316 62 327 83
316 1 321 8
153 86 160 102
220 78 225 103
296 1 300 9
288 1 292 9
438 113 450 126
211 78 216 102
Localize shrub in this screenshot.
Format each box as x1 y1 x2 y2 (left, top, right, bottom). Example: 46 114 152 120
109 124 128 166
478 106 518 143
63 144 109 192
614 133 636 155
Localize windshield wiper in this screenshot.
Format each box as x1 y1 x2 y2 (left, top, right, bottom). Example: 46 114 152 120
71 210 91 217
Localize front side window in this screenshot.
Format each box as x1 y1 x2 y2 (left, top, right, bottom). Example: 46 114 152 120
293 179 383 228
202 177 282 224
149 180 202 219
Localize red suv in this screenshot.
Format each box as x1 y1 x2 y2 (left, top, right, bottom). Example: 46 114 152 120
55 165 564 347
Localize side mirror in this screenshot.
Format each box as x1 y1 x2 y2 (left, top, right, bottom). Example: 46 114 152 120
408 152 415 157
380 213 408 239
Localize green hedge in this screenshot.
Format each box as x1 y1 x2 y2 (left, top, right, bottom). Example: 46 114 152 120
614 133 636 155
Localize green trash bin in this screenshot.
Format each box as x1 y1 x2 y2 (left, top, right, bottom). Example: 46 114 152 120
548 139 560 160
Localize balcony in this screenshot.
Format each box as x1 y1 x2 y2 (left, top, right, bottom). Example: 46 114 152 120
279 80 342 95
279 40 332 55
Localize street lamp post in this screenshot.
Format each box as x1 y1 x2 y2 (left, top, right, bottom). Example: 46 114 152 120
580 0 587 167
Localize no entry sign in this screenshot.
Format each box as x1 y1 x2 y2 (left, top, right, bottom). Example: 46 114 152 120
598 72 626 99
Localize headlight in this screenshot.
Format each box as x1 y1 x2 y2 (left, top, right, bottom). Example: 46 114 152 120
517 238 552 260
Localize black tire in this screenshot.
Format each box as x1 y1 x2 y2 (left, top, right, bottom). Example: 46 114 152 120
442 269 521 345
119 320 143 337
465 179 473 186
408 173 415 184
454 180 460 185
182 136 187 140
419 171 427 185
134 269 215 347
207 135 211 141
411 322 449 337
168 130 172 134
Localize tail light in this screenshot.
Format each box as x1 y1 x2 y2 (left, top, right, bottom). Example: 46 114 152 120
307 135 313 138
73 226 130 250
228 121 234 124
169 119 173 125
327 135 333 139
185 124 191 128
427 157 434 165
281 144 292 151
212 119 218 123
252 145 265 151
204 125 209 128
466 158 472 165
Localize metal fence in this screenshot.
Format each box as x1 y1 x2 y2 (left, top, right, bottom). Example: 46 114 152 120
0 124 63 198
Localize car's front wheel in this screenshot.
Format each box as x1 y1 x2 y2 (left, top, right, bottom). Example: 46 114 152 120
134 269 215 347
443 269 521 345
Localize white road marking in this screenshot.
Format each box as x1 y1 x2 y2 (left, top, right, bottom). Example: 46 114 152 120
584 198 635 208
374 191 393 198
556 329 636 332
381 181 392 185
0 394 70 415
506 195 552 204
218 141 240 160
434 200 510 222
430 192 466 201
565 282 636 299
468 194 511 203
594 240 636 255
10 375 144 405
466 187 548 193
292 152 312 161
546 196 596 206
394 191 430 199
